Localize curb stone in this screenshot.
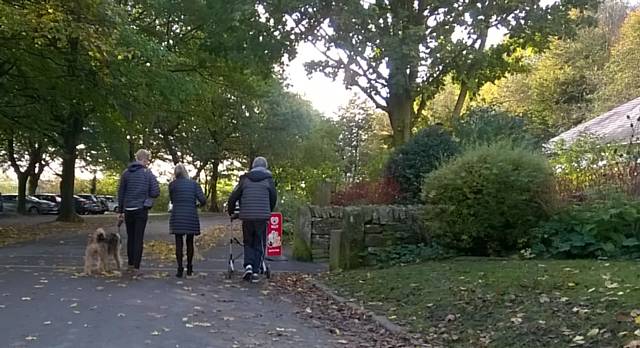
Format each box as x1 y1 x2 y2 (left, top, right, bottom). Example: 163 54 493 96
310 279 406 335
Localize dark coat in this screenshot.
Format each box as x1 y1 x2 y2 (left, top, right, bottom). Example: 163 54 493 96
169 177 207 235
117 162 160 213
227 168 277 221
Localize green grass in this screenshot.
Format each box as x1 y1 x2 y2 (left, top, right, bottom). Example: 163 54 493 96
327 259 640 347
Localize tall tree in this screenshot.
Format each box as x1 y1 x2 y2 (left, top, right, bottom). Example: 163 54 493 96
287 0 597 146
597 9 640 110
477 1 633 138
336 96 375 183
0 133 45 214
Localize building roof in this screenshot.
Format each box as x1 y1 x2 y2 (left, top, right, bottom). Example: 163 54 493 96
548 97 640 147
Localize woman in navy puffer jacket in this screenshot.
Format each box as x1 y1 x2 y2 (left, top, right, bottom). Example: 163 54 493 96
169 164 206 277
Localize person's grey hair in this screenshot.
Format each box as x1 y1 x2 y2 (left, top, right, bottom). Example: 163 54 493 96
174 163 188 179
135 149 151 162
252 156 268 169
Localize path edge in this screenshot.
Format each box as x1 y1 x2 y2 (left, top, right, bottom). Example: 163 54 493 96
309 279 406 335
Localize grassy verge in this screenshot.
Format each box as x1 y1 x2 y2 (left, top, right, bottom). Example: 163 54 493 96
0 220 109 247
327 259 640 347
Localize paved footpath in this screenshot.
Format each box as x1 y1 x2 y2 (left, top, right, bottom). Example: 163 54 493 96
0 214 334 348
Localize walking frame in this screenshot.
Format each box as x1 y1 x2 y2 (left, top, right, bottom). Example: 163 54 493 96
226 215 271 280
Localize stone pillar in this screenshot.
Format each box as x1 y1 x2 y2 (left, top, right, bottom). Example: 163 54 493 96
293 206 313 261
330 207 365 270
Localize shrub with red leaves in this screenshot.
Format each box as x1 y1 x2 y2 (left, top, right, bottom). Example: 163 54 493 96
331 177 401 206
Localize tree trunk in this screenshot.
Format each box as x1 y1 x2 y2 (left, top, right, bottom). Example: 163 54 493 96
162 134 180 165
28 158 46 195
90 173 97 195
387 95 413 147
6 136 36 214
16 173 28 215
27 174 38 196
207 159 220 212
128 138 135 162
452 26 489 120
193 161 208 182
57 117 83 223
57 35 82 222
452 81 469 120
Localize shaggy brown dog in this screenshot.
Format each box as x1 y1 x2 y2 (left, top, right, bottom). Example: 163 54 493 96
83 228 122 275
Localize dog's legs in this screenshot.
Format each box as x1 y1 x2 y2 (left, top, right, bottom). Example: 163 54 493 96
84 250 96 275
96 256 105 274
114 246 122 270
84 254 92 275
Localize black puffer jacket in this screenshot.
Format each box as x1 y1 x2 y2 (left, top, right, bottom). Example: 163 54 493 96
227 168 277 221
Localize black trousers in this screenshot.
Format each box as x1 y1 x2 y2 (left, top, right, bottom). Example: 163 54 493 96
175 234 194 268
242 220 267 271
124 208 149 269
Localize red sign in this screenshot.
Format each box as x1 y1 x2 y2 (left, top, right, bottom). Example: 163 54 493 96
266 212 283 257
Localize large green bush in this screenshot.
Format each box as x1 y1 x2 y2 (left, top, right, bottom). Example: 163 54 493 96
387 126 459 202
532 194 640 259
423 142 555 256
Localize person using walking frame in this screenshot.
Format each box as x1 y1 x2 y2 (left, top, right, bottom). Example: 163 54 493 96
169 164 207 277
227 156 277 282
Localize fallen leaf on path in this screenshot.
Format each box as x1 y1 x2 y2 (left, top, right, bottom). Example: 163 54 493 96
605 281 620 289
587 328 599 337
539 294 550 303
193 322 212 327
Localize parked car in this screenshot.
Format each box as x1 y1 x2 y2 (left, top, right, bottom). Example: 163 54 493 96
1 194 59 215
33 193 62 206
96 195 118 212
0 192 3 213
77 194 107 214
72 195 102 215
44 195 99 215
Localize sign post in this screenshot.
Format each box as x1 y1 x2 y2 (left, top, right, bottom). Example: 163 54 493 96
266 212 283 257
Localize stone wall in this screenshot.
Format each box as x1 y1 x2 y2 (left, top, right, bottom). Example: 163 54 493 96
296 205 426 269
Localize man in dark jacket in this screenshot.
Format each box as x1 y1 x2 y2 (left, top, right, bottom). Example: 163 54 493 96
117 149 160 275
227 156 277 282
